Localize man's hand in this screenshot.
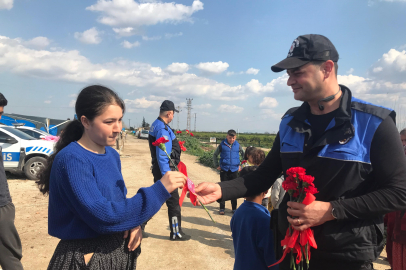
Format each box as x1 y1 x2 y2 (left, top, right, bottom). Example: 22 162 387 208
194 183 222 205
123 226 142 251
286 201 334 231
217 166 221 171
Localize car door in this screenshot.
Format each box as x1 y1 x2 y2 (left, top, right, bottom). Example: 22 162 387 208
0 130 21 168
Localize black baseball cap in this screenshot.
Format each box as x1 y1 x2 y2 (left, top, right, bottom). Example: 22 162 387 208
271 34 339 73
227 129 237 136
160 100 179 112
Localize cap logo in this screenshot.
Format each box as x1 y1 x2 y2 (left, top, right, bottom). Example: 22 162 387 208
287 39 299 58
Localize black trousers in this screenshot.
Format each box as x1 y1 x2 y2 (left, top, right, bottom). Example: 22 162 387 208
279 258 374 270
219 170 238 210
0 202 24 270
143 166 182 233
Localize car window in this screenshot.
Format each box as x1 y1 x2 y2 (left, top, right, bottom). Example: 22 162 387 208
0 131 13 140
1 127 36 140
142 131 149 134
19 129 40 139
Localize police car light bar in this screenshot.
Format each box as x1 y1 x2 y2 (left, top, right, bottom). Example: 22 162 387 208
12 123 26 127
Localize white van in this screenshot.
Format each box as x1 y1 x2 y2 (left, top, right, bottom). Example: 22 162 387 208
0 126 55 180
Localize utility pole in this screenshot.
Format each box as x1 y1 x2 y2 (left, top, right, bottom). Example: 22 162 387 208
128 119 131 130
176 106 182 130
194 113 196 132
186 98 193 131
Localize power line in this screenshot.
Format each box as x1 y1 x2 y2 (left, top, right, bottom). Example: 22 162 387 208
186 98 193 131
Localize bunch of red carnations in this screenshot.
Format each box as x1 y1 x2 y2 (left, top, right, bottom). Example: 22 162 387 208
269 167 318 270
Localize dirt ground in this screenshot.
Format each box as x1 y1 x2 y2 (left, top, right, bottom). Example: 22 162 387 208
5 135 390 270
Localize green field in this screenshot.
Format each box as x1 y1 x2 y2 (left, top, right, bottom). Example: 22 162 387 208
190 131 276 149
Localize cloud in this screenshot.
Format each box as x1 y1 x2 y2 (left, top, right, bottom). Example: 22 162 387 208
346 68 354 74
259 97 278 108
194 104 212 109
121 40 141 48
44 100 51 104
246 68 259 75
86 0 203 31
226 71 243 76
124 97 161 112
113 27 139 37
142 35 161 41
69 99 76 107
368 48 406 83
165 32 183 39
0 35 253 102
245 74 291 94
166 62 189 74
25 37 51 49
74 27 102 44
196 61 229 74
0 0 13 10
218 104 244 113
260 109 283 120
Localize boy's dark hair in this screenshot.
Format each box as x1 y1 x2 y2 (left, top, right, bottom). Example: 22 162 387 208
250 148 265 165
244 146 256 160
0 93 8 107
239 165 258 177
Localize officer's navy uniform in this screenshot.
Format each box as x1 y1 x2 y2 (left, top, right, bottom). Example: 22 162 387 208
148 117 185 239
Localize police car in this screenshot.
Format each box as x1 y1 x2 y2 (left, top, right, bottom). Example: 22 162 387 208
15 126 51 139
0 125 55 180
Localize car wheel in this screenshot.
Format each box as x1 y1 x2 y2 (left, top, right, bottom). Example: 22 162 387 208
24 156 47 180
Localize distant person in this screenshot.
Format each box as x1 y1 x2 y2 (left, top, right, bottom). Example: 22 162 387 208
385 128 406 270
230 166 278 270
240 148 269 208
241 146 255 168
400 128 406 155
36 86 186 269
145 100 191 241
213 129 244 215
0 93 24 270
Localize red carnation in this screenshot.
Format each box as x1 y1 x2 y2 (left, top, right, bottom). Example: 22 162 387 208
304 185 318 195
302 175 315 185
282 180 298 192
241 160 247 164
287 167 306 178
152 137 169 147
176 131 182 134
190 132 194 136
178 141 187 151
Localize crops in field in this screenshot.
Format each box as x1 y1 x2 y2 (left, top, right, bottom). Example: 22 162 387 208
191 131 276 149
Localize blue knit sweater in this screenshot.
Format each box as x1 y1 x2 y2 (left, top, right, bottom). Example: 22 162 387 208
48 142 171 240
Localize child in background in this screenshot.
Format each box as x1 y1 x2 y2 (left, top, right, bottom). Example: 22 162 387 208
240 148 269 208
241 146 255 168
230 166 278 270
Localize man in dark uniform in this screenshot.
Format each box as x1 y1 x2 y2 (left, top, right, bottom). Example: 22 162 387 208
0 93 24 270
145 100 191 241
195 34 406 269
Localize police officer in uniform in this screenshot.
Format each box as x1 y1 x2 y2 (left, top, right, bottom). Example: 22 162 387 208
146 100 191 241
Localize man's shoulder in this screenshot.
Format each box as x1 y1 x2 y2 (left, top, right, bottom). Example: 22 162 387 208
282 106 300 119
351 97 394 120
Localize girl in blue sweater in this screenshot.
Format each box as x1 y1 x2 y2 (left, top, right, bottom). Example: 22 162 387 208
37 85 187 270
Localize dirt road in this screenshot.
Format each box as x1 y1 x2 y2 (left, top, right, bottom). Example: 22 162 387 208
6 135 389 269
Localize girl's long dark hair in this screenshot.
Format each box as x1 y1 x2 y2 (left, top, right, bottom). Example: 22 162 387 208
36 85 125 195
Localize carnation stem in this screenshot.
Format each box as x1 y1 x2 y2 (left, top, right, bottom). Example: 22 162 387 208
163 149 215 223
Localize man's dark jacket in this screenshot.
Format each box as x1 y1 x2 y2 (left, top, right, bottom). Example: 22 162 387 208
219 86 406 265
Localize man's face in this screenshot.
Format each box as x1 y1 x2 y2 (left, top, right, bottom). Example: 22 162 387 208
400 134 406 147
167 111 174 124
226 134 236 144
286 63 324 102
0 106 3 120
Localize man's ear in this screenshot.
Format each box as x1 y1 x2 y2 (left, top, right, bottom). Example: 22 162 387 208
322 60 334 79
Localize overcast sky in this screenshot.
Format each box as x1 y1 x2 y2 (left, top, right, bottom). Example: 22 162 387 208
1 0 406 132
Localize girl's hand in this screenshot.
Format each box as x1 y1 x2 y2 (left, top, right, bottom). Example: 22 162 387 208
160 171 187 193
123 226 142 251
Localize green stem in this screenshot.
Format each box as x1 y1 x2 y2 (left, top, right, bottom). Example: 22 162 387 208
163 150 216 223
305 243 309 266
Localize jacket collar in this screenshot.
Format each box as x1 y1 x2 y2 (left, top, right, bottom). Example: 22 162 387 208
287 85 355 148
157 117 170 131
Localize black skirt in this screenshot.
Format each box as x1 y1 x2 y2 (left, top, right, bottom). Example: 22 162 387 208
47 233 141 270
